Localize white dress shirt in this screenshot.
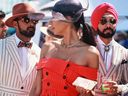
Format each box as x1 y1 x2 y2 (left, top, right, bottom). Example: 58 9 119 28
97 36 114 71
15 34 32 77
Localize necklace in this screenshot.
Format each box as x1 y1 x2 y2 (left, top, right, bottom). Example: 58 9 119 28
61 40 81 48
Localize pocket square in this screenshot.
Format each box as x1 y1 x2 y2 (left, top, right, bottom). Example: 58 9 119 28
121 59 127 65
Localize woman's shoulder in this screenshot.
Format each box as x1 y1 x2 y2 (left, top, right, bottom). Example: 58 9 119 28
84 45 99 68
77 41 99 56
86 45 100 60
80 41 99 55
88 45 99 54
40 40 61 58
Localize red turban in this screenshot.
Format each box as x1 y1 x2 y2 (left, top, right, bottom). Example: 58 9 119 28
91 2 118 31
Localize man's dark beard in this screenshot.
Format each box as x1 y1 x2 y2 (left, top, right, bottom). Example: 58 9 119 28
20 27 35 38
97 27 116 38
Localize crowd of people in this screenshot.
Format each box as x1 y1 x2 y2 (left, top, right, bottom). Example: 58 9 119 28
114 31 128 48
0 0 128 96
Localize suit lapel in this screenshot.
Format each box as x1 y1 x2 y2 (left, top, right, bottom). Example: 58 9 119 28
6 35 23 81
106 41 121 78
97 39 120 78
6 36 40 82
96 45 107 76
99 54 107 76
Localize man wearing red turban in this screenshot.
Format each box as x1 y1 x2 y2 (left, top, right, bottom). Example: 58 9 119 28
91 2 118 31
91 2 128 96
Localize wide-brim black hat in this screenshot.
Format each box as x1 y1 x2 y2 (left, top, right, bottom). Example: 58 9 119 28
52 0 89 22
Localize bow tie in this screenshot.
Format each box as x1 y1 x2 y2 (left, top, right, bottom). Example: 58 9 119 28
18 41 33 48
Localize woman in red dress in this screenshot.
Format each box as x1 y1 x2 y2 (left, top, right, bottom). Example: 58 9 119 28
30 0 100 96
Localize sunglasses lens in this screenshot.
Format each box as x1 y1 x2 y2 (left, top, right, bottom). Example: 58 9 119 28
110 19 116 24
100 18 107 25
23 17 30 23
32 20 39 24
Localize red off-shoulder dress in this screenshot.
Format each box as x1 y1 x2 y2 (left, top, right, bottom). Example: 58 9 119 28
36 58 97 96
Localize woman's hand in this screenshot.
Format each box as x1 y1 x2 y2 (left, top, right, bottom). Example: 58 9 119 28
76 86 94 96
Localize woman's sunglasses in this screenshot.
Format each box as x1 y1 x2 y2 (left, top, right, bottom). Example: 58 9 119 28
16 16 39 24
100 18 116 25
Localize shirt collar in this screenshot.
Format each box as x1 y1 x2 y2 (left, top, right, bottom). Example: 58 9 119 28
14 34 33 46
97 35 114 48
15 34 21 46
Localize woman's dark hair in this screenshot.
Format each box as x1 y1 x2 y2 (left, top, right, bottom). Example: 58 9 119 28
52 0 96 46
74 13 96 46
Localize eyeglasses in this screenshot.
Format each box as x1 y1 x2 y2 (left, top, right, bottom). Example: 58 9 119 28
18 16 39 24
99 18 116 25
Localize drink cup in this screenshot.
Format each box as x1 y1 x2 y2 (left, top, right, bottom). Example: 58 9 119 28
101 78 112 93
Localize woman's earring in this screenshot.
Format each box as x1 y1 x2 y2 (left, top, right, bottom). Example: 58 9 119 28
80 24 83 30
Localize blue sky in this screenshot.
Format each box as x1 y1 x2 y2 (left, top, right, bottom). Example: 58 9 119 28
86 0 128 16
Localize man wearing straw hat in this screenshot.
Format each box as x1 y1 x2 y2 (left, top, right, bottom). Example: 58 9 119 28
0 3 44 96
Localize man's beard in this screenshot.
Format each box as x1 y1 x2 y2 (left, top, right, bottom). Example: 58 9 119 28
20 27 35 38
97 27 116 38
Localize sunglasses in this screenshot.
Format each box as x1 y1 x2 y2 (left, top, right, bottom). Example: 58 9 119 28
18 16 39 24
100 18 116 25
